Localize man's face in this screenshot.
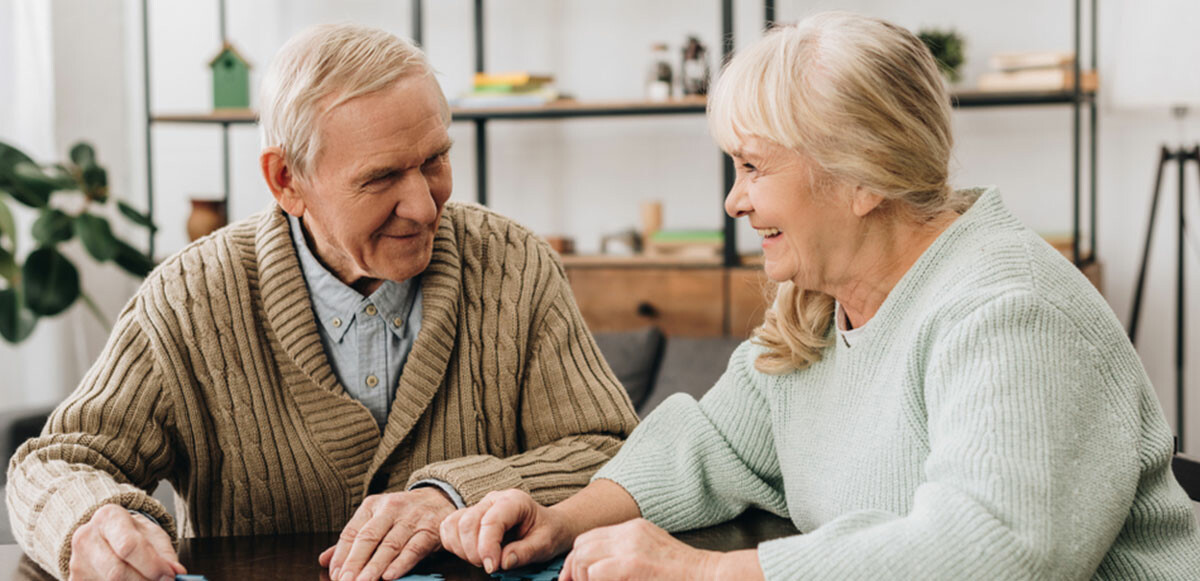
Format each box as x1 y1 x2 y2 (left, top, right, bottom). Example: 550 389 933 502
291 75 452 290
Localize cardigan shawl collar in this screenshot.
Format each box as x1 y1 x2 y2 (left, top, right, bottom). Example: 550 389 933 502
254 204 461 496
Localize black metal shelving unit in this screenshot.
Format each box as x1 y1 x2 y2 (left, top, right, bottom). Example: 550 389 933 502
142 0 1098 269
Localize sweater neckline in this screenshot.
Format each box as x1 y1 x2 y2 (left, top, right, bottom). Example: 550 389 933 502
833 187 1010 350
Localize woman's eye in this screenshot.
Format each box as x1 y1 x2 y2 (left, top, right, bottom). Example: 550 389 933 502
741 162 757 172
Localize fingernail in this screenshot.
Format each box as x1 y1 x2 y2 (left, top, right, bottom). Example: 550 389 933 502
483 558 494 573
330 567 339 580
503 554 518 570
160 576 173 581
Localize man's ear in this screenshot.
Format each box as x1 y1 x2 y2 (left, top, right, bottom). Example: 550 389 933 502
260 146 306 217
849 185 885 218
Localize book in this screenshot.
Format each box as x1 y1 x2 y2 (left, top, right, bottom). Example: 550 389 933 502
644 229 723 259
451 87 560 108
988 51 1075 72
473 72 554 88
977 68 1097 92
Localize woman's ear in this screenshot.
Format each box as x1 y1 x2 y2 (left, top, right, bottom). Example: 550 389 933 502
260 147 306 217
849 185 885 218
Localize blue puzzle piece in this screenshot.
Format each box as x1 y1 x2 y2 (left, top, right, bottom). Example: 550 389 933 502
491 556 565 581
393 574 444 581
176 575 208 581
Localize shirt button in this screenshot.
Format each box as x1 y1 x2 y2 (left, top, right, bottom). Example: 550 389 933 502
365 305 378 316
366 374 379 388
331 317 342 328
393 317 404 327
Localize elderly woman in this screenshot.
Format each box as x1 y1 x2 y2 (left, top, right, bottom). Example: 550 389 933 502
439 12 1200 580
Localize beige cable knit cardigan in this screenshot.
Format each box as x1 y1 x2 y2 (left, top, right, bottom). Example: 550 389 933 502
6 202 638 579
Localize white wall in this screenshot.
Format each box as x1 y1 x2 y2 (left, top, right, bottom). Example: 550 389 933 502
4 0 1200 451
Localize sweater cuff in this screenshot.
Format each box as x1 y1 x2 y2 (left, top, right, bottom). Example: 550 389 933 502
406 455 528 506
53 490 177 580
408 479 467 509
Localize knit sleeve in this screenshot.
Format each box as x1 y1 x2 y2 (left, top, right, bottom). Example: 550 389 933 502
406 252 639 506
5 297 178 580
592 341 788 531
754 291 1196 580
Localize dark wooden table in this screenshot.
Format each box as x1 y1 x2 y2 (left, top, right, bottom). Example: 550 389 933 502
0 509 798 580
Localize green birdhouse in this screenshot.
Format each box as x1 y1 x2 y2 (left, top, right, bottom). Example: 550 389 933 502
209 43 252 110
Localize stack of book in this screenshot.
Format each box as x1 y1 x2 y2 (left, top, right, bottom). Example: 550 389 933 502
644 229 723 261
452 72 559 108
977 51 1098 92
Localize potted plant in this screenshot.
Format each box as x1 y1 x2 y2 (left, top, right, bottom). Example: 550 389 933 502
0 141 156 343
918 28 966 84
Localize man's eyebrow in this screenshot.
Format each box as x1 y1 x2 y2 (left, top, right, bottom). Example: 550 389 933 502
355 140 455 184
428 139 454 159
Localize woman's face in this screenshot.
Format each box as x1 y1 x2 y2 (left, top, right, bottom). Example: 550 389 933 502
724 137 862 290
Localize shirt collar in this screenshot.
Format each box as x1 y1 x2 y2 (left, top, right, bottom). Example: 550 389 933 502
287 214 418 342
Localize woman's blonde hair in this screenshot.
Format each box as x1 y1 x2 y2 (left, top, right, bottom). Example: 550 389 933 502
708 12 961 374
259 23 449 179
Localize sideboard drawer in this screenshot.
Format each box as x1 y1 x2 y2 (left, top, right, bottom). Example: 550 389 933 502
565 267 725 337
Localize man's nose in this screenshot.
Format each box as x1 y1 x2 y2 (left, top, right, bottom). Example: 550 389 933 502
396 171 439 225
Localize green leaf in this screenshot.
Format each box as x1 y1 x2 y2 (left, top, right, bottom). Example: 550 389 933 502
32 208 74 245
6 162 53 208
0 246 16 284
75 213 120 261
117 200 157 232
81 164 108 202
0 141 36 188
113 238 155 278
69 142 96 168
0 195 15 251
22 246 80 316
0 287 38 343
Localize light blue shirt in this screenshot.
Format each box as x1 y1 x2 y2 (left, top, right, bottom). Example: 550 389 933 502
287 215 464 508
288 214 422 429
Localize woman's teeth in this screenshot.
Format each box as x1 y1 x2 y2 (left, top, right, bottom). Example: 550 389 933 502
757 227 781 238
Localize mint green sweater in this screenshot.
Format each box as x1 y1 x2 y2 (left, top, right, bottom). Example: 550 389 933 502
595 188 1200 579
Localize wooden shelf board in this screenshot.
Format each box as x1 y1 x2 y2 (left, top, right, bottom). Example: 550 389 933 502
152 110 258 124
559 253 722 268
147 89 1094 127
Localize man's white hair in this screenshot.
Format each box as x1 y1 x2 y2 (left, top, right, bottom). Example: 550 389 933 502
259 22 450 178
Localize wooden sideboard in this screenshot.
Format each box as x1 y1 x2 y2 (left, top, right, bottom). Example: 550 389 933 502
563 258 775 338
562 256 1102 339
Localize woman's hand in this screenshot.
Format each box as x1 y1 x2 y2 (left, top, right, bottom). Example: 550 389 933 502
561 519 761 581
439 489 575 574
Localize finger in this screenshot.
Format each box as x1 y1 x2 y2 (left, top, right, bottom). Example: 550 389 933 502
318 545 335 567
96 528 154 581
438 511 464 559
352 522 412 581
132 514 186 574
499 527 557 573
458 505 485 567
99 511 178 580
329 504 376 579
478 495 531 571
559 551 573 581
382 529 440 580
339 514 409 581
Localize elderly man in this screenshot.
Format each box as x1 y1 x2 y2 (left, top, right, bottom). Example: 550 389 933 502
6 23 637 581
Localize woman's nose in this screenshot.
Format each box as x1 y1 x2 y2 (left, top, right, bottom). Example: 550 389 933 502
724 177 751 218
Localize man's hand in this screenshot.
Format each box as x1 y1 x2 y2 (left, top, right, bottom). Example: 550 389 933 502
319 487 456 581
69 503 185 581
